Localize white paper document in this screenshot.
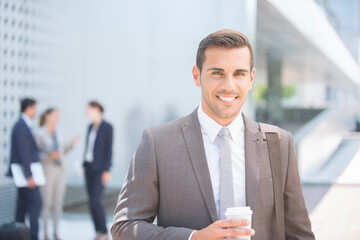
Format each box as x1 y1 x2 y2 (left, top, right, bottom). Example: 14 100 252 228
11 162 46 187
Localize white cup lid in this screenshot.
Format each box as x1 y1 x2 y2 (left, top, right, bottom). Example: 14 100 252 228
225 206 253 215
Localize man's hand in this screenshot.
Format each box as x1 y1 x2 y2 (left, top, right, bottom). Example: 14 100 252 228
101 171 111 185
70 135 79 147
49 151 62 160
191 219 255 240
27 177 37 188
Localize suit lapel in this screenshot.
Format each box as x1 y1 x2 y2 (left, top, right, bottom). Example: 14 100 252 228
94 121 105 148
243 114 262 212
84 124 93 157
181 110 264 220
182 109 218 222
20 118 38 150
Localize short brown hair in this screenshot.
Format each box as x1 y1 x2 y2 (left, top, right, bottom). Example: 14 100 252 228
88 101 104 113
196 29 254 72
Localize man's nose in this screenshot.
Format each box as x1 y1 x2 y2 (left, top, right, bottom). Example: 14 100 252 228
222 75 236 92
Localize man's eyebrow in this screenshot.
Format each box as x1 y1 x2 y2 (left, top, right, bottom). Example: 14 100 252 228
235 69 249 73
206 67 250 73
207 67 224 71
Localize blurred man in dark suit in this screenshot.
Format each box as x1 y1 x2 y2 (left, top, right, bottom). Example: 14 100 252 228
8 98 42 240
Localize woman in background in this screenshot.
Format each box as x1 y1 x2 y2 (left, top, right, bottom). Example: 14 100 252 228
83 101 113 240
36 108 78 240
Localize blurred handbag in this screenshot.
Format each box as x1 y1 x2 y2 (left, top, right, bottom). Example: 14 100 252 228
0 222 30 240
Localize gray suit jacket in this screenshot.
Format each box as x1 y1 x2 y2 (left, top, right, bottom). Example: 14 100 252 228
112 109 315 240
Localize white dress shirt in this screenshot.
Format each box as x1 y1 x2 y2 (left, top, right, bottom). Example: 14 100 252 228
197 104 246 216
85 128 97 162
188 105 246 239
21 113 33 131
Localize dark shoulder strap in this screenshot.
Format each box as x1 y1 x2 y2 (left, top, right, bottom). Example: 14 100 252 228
259 123 285 240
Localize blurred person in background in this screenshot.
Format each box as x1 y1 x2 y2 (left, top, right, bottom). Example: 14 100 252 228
83 101 113 240
7 98 42 240
36 108 78 240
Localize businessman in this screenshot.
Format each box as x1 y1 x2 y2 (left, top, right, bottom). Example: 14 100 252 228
84 101 113 240
8 98 42 240
112 29 315 240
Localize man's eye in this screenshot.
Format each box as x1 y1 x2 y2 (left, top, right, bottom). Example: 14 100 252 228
235 72 245 76
212 72 223 75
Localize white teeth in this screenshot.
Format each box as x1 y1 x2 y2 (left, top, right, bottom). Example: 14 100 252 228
219 96 235 102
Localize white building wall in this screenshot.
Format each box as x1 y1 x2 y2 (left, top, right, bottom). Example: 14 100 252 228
67 0 258 186
0 0 258 187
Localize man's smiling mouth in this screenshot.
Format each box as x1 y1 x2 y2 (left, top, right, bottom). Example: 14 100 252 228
217 96 238 102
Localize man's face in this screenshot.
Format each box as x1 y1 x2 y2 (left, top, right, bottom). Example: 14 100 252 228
193 46 255 126
86 106 100 121
27 105 37 119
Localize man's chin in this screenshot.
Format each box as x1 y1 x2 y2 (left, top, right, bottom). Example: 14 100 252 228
217 110 241 121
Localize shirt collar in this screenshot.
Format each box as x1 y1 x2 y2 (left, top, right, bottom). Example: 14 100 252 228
197 104 244 143
21 113 33 129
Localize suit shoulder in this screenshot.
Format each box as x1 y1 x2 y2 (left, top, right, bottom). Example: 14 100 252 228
102 120 113 129
13 118 25 127
12 119 27 133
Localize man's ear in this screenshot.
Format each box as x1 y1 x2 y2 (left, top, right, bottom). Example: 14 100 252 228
192 65 201 88
249 67 255 89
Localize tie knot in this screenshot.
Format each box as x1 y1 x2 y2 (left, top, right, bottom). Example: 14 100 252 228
218 127 230 137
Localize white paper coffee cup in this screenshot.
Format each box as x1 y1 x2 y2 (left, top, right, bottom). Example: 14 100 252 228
225 207 253 240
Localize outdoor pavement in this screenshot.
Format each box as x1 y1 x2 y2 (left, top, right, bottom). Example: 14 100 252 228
40 213 113 240
304 184 360 240
50 191 118 240
302 133 360 240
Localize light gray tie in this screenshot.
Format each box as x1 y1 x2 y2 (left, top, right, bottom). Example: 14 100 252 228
218 127 234 220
